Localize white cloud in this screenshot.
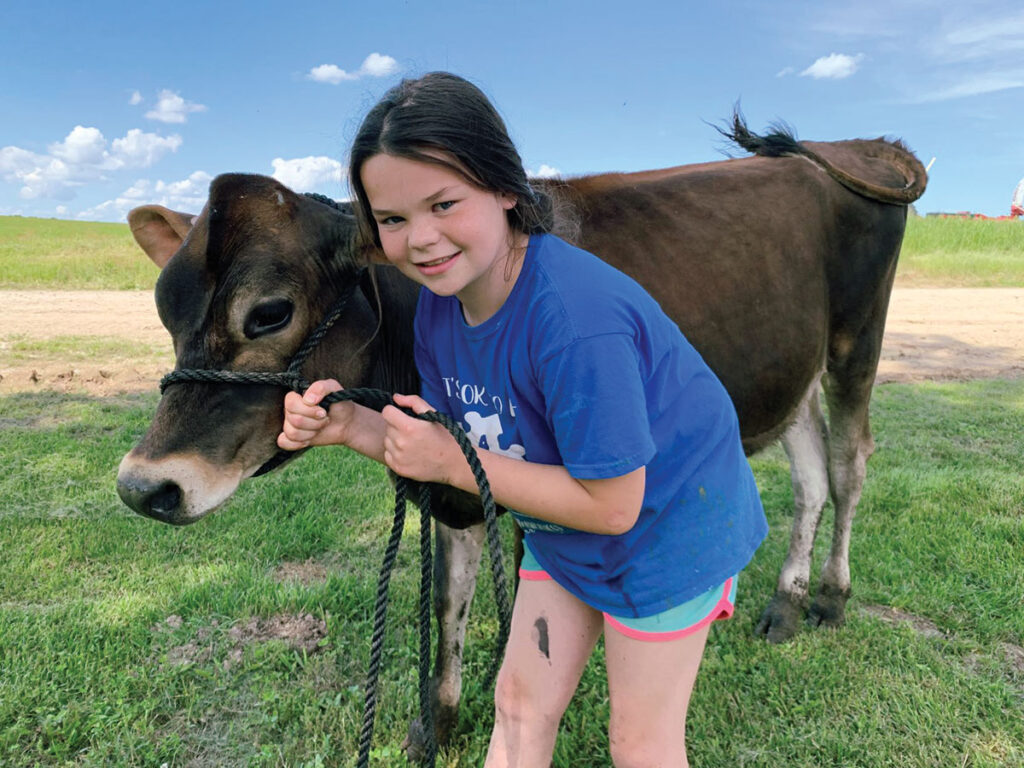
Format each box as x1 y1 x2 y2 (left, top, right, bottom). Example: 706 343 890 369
77 170 213 222
2 144 80 200
307 53 399 84
361 53 399 77
271 156 344 192
922 11 1024 65
129 90 142 105
1 145 44 177
156 170 213 202
17 159 80 200
2 126 182 201
111 129 183 168
308 64 354 84
145 89 207 124
944 13 1024 47
529 164 561 179
49 126 107 165
913 72 1024 102
121 179 153 200
776 66 796 78
800 53 864 79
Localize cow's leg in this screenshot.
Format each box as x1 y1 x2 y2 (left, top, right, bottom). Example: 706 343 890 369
404 521 485 758
756 379 830 643
808 371 875 629
808 263 894 629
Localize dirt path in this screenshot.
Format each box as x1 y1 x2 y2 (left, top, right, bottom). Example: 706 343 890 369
876 287 1024 383
1 288 1022 394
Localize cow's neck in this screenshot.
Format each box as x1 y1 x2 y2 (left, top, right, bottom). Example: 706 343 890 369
358 266 421 397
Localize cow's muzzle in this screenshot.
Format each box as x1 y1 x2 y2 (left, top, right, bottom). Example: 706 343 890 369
117 474 188 525
116 453 243 525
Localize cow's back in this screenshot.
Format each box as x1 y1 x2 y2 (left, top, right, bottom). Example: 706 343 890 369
547 150 911 450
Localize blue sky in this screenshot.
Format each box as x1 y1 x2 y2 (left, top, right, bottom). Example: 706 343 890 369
3 0 1024 222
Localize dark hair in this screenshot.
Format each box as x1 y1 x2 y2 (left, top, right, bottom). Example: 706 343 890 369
348 71 554 250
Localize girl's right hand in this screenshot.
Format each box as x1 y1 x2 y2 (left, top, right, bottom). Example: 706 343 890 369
277 379 352 450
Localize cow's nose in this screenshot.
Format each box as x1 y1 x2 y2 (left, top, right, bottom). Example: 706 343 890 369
117 475 185 524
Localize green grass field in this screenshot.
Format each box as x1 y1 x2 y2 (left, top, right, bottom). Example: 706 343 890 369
2 213 1023 289
0 380 1021 767
1 213 1021 765
899 216 1024 286
0 216 157 290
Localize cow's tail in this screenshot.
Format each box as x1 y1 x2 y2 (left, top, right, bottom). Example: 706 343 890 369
721 109 927 206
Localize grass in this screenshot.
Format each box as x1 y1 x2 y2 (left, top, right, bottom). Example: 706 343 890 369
1 213 1023 290
0 216 158 290
0 335 169 365
0 380 1021 767
899 216 1024 287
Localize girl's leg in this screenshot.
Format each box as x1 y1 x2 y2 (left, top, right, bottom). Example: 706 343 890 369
603 622 711 768
484 578 604 768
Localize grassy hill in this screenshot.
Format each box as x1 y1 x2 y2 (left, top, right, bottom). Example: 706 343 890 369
1 213 1022 290
0 216 157 290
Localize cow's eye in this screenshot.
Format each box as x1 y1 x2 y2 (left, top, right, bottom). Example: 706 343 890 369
244 298 293 339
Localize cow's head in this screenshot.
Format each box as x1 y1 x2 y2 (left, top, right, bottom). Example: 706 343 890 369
116 173 386 525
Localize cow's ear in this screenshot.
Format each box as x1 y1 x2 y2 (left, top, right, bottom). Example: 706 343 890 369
127 205 196 269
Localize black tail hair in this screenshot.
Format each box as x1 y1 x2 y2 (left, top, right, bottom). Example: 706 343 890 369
717 107 801 158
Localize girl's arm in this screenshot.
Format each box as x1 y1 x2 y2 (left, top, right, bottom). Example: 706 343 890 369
447 445 645 536
279 383 645 536
383 394 645 536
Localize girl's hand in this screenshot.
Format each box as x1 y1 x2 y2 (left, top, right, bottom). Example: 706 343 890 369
278 379 353 450
381 393 458 483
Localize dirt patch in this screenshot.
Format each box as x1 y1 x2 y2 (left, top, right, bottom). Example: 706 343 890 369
862 605 1024 693
152 612 329 669
860 604 947 639
1 287 1023 395
272 558 332 586
999 642 1024 680
228 614 328 655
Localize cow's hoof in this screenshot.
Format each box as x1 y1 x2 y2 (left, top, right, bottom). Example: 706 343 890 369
402 704 458 762
402 719 430 763
807 583 851 628
755 591 806 644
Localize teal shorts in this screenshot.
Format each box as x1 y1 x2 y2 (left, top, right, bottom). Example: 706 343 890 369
519 539 737 642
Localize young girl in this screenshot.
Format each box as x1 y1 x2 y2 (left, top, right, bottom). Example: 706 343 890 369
279 71 768 767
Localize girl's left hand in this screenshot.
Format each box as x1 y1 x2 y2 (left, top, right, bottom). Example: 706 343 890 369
381 393 459 484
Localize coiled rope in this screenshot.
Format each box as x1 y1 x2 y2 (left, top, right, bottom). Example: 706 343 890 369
159 264 512 768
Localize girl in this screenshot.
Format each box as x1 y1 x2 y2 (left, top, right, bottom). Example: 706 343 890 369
279 71 768 767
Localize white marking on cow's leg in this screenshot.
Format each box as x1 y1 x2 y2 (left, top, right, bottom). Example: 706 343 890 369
778 385 830 597
811 382 875 627
757 378 829 643
432 521 485 739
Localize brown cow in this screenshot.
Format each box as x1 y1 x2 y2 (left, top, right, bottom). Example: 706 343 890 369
116 116 926 753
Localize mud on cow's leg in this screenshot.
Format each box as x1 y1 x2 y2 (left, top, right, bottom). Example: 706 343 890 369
757 380 830 644
404 522 485 760
808 375 874 629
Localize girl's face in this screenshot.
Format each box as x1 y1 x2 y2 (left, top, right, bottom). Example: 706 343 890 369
361 152 523 325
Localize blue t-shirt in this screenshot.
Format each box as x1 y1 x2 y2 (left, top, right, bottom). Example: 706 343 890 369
414 233 767 617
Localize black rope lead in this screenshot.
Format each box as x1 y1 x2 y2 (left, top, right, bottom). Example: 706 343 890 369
159 198 508 764
416 483 437 766
161 318 512 767
315 395 511 768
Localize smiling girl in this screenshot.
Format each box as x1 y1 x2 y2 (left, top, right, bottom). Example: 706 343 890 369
279 71 767 767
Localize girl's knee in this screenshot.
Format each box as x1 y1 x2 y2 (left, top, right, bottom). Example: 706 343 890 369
492 666 565 730
608 714 688 768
